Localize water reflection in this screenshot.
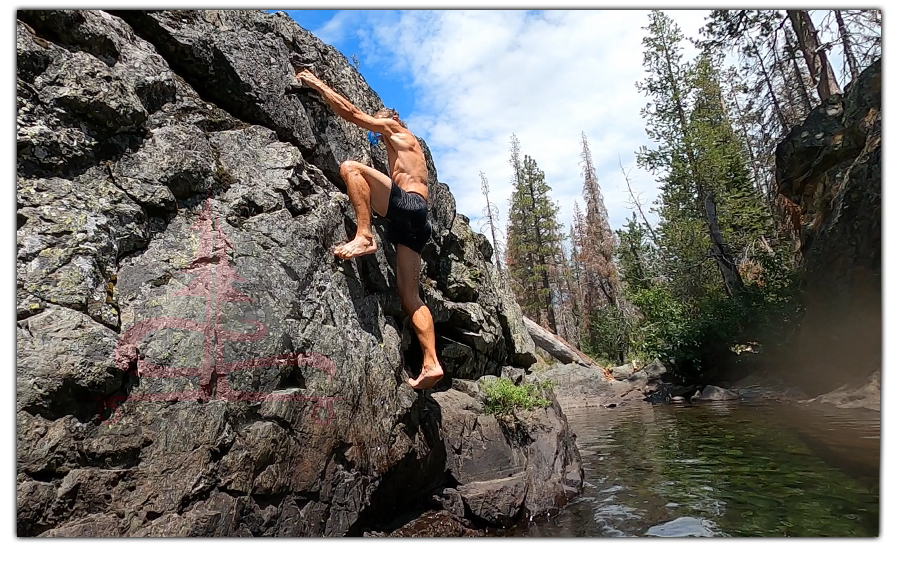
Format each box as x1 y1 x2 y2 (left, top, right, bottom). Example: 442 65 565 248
499 401 879 537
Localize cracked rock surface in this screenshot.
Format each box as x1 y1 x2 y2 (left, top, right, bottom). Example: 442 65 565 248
17 10 575 537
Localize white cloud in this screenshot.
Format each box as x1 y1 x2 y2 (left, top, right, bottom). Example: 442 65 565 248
329 10 712 241
309 10 360 47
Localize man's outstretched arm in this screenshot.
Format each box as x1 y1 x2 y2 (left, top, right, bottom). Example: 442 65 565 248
297 70 395 134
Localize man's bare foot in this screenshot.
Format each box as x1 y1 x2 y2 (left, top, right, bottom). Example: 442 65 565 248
407 365 444 391
334 235 377 260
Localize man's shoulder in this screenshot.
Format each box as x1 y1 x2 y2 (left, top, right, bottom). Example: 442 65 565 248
391 128 421 147
391 123 414 137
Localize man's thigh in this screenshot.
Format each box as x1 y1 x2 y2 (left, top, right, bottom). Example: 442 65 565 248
350 162 393 217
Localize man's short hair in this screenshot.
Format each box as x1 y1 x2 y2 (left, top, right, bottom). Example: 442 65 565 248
375 107 406 128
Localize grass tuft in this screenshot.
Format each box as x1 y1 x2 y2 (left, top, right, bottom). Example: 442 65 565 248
480 377 555 416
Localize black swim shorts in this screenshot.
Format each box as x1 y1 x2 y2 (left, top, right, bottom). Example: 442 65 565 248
384 182 432 254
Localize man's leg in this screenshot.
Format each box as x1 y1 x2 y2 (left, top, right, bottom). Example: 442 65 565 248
335 160 392 259
396 244 443 390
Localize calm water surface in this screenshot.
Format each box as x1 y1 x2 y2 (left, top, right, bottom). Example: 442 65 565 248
503 401 879 537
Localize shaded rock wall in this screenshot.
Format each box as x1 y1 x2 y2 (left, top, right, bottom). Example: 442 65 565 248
16 9 564 537
774 59 881 390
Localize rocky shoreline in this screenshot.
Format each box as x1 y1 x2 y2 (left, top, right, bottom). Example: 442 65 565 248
529 360 880 413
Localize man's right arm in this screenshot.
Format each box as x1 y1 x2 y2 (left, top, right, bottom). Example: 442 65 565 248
297 70 395 134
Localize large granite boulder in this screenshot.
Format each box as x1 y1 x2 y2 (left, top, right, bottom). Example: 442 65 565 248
528 363 622 410
431 388 583 527
16 9 551 537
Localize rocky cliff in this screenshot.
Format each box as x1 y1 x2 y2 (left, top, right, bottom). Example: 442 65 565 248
16 9 581 536
774 59 881 391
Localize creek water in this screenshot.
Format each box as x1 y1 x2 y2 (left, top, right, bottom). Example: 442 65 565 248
500 401 880 537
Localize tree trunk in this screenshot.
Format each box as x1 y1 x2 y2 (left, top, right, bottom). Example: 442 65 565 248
479 172 505 277
522 163 559 335
834 10 860 81
784 25 814 114
523 316 595 367
788 9 842 102
560 258 581 344
771 32 801 124
704 192 745 297
537 256 558 333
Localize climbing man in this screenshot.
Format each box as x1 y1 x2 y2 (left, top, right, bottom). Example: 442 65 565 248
295 68 444 391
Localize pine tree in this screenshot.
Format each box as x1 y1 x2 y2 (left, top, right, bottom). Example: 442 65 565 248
616 213 654 292
506 137 565 333
638 10 745 298
833 10 860 81
579 133 619 306
555 237 580 344
566 202 587 343
689 54 774 274
782 23 815 118
576 132 623 354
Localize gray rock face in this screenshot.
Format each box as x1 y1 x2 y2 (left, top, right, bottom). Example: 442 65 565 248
450 378 480 399
458 474 527 527
775 59 881 391
17 9 558 537
429 487 465 520
801 371 880 411
497 285 538 368
501 366 526 385
431 388 583 527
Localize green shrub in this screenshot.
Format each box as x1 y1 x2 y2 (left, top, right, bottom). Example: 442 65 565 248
480 378 554 416
625 264 802 378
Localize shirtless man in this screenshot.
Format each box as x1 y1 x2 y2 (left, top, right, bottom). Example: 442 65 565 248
295 69 444 391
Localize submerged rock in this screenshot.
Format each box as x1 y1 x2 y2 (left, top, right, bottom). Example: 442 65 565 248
646 516 725 537
695 385 740 401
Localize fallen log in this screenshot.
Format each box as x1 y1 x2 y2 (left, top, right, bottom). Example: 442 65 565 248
523 317 595 368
